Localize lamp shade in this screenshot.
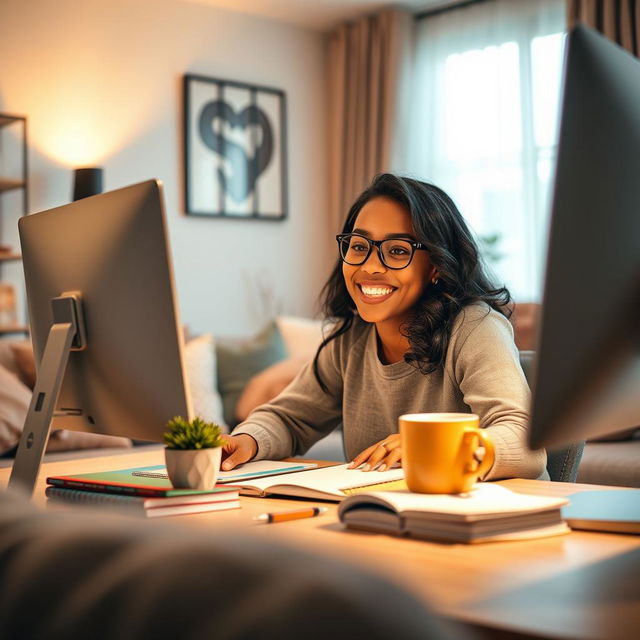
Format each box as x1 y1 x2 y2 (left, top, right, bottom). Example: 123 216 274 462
72 167 103 201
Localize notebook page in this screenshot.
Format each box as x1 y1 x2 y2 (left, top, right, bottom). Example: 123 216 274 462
128 461 318 483
245 463 405 497
353 483 568 516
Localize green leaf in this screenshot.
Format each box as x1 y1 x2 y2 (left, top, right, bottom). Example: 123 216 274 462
163 416 225 450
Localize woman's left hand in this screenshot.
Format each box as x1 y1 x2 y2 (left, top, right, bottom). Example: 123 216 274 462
348 434 402 472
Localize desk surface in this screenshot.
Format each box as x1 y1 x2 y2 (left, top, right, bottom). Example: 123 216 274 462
2 447 639 640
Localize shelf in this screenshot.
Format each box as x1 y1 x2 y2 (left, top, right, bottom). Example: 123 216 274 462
0 114 25 129
0 178 26 193
0 324 29 335
0 112 28 334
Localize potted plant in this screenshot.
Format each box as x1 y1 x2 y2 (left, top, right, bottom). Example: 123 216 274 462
164 416 226 490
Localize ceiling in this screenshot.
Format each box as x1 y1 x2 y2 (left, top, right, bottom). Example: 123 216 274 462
181 0 460 31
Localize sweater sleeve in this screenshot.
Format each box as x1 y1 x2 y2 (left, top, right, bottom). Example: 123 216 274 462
232 338 344 461
448 306 547 480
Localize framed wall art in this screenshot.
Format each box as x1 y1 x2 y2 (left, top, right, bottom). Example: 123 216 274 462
183 74 288 220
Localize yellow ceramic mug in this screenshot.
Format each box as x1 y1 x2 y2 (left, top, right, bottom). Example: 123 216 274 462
399 413 495 494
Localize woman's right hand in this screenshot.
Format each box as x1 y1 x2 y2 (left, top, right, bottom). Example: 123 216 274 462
220 434 258 470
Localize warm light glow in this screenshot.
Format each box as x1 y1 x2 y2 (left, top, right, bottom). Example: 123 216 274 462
29 90 153 167
40 113 116 167
8 38 166 168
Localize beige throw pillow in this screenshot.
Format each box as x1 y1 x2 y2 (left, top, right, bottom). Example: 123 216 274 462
235 355 309 423
0 364 31 454
10 342 36 389
184 334 227 431
275 315 329 359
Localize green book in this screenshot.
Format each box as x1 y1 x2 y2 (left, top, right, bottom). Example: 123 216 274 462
46 465 236 498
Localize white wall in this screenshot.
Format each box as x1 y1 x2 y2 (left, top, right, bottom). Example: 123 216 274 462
0 0 331 337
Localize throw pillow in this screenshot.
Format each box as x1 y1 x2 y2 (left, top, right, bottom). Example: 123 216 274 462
10 341 36 389
235 355 309 423
275 315 329 359
0 339 22 378
0 361 131 454
184 334 227 431
0 364 31 455
46 430 132 451
216 322 287 427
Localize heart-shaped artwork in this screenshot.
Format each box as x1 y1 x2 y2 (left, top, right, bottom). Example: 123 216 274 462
198 100 274 203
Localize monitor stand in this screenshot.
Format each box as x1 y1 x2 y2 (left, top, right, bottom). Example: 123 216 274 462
8 292 87 497
563 488 640 534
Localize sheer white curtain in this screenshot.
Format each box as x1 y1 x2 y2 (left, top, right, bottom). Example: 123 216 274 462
405 0 566 301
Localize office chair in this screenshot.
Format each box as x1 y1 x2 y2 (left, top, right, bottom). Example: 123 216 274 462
519 351 584 482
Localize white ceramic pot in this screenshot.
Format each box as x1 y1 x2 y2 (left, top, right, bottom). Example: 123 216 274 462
165 447 222 490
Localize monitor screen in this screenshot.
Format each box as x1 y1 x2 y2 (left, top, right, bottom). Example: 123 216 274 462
18 179 192 443
528 25 640 450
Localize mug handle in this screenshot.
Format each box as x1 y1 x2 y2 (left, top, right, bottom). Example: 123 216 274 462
461 428 495 481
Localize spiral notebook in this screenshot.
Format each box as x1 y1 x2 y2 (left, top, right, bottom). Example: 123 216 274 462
231 463 405 500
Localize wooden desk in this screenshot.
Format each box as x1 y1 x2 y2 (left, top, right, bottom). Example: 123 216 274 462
2 447 639 640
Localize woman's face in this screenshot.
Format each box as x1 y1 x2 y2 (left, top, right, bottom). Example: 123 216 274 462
342 196 436 328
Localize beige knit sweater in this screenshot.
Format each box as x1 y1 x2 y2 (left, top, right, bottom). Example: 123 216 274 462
234 303 547 480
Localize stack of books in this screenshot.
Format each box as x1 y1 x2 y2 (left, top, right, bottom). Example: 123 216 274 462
45 466 241 518
338 482 570 543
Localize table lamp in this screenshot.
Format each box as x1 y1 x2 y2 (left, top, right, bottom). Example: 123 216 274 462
72 167 103 201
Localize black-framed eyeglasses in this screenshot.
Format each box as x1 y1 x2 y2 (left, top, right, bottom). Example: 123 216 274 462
336 233 427 270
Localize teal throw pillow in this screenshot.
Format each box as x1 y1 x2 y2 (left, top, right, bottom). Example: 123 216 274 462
216 322 288 427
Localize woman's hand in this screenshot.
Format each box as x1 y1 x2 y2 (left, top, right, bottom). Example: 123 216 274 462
348 434 401 472
220 434 258 470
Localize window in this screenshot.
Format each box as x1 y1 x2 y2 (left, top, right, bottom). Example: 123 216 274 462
405 0 566 301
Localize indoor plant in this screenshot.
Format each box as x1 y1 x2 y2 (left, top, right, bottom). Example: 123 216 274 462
164 416 226 490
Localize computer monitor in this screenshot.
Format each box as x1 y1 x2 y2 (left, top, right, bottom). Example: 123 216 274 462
9 180 192 495
528 25 640 532
529 24 640 451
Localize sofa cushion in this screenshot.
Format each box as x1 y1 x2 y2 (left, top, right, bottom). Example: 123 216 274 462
577 438 640 488
216 322 287 427
587 427 639 442
508 302 540 351
0 364 31 454
0 339 23 378
275 315 327 359
10 342 36 389
184 334 226 430
235 355 310 423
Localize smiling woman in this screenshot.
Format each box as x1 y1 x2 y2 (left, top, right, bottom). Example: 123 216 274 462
338 197 434 363
223 174 547 482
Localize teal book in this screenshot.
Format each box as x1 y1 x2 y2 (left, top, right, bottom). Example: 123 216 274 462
46 465 238 498
46 460 317 498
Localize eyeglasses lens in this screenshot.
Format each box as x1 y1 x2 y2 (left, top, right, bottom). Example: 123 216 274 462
339 235 413 268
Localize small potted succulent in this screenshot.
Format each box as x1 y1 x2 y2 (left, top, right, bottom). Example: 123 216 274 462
164 416 226 490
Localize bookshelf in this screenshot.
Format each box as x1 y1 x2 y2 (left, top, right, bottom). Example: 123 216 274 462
0 113 29 335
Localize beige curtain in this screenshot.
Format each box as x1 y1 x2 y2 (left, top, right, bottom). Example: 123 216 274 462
567 0 640 55
327 9 413 230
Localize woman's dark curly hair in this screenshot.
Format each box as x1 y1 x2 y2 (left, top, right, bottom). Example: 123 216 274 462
313 173 512 392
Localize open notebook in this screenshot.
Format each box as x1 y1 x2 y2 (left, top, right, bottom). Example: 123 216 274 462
231 463 405 500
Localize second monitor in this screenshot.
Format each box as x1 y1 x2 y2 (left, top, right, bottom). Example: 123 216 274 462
10 179 192 494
